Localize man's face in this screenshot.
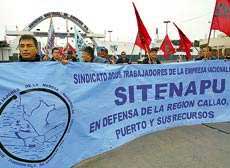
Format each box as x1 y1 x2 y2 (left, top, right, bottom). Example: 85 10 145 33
82 51 92 62
149 51 157 60
100 50 108 58
199 50 203 57
202 47 211 58
71 51 77 59
212 50 218 57
121 52 126 59
52 49 62 61
19 39 38 60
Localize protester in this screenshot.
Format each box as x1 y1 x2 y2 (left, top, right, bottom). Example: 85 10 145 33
110 55 117 64
204 46 214 60
50 47 63 61
67 50 79 62
116 51 131 64
212 49 218 59
18 34 40 62
42 54 49 61
202 46 216 60
98 47 114 64
196 46 215 60
176 55 183 63
98 47 108 58
42 47 68 64
195 49 204 60
82 46 107 63
143 48 161 64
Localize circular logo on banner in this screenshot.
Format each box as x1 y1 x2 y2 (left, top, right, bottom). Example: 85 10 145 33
0 88 72 163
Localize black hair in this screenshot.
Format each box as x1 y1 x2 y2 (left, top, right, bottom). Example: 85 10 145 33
207 46 212 52
82 46 94 57
67 50 74 55
19 34 38 49
202 45 212 51
150 47 158 52
121 51 126 55
101 47 108 53
52 47 60 54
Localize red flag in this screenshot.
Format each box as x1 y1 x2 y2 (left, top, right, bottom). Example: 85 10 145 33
160 34 176 60
173 23 192 60
64 42 76 53
58 47 66 58
211 0 230 36
132 2 152 52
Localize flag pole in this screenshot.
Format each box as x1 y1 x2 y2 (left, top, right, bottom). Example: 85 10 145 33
66 19 69 45
144 44 150 61
207 29 212 47
130 45 135 56
207 1 218 46
131 33 138 55
140 48 142 59
194 46 199 52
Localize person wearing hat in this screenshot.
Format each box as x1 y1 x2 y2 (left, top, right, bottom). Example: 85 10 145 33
99 47 108 58
143 48 161 64
98 47 115 64
82 46 108 63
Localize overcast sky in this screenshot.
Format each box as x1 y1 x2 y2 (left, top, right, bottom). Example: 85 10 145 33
0 0 216 42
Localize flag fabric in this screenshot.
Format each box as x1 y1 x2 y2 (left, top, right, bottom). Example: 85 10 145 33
74 26 86 61
160 34 176 60
46 17 55 50
58 47 66 59
64 42 76 53
132 2 152 52
211 0 230 36
173 23 192 60
42 46 48 55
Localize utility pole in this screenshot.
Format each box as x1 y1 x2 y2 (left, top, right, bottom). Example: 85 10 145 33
163 20 170 35
108 30 113 42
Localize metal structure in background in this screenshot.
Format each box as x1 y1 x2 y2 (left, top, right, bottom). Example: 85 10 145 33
6 12 105 47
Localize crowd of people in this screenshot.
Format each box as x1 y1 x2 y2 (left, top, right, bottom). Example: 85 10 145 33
18 34 229 64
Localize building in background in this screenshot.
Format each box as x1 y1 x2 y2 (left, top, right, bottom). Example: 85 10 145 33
0 41 11 61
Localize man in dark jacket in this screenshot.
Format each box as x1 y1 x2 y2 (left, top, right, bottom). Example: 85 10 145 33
143 48 161 64
116 51 131 64
18 34 40 62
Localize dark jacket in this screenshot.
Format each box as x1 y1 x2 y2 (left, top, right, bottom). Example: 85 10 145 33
143 58 161 64
195 56 216 61
19 55 40 62
116 58 130 64
226 56 230 60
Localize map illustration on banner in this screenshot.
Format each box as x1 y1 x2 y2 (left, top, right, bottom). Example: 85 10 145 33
0 88 72 163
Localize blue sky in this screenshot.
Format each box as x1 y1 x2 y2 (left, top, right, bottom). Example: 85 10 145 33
0 0 216 42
